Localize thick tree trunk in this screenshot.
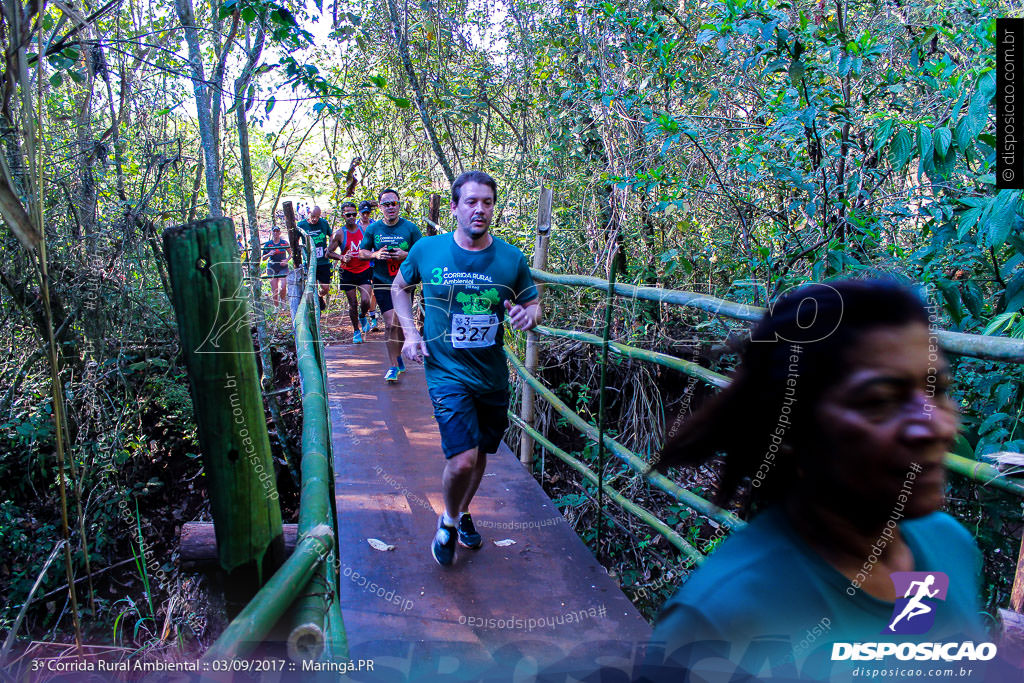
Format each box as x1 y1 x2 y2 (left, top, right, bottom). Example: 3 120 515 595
174 0 224 218
384 0 454 182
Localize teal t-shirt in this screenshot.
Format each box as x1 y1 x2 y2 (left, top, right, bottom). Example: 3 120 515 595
400 233 539 393
646 507 990 681
359 217 422 284
298 217 332 266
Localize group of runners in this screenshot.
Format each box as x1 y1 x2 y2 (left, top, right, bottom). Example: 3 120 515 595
266 172 540 566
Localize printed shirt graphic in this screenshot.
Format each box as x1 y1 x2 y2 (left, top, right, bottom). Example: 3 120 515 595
648 508 987 681
400 232 538 393
298 218 333 265
359 217 422 283
262 239 289 263
339 226 370 274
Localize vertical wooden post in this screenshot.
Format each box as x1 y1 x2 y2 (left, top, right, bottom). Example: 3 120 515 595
284 201 302 268
426 193 440 235
284 201 306 320
519 187 553 467
163 218 285 608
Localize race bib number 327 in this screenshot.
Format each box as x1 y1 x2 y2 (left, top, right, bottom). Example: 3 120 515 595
451 314 499 348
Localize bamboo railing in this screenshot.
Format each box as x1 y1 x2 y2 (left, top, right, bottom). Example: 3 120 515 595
194 213 347 662
508 264 1024 574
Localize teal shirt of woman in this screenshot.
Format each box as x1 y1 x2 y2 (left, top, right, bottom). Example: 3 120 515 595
647 507 988 681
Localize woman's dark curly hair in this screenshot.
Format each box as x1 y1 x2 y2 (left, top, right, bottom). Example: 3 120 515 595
654 279 931 508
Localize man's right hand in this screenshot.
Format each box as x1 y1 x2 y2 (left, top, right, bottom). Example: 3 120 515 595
402 338 429 364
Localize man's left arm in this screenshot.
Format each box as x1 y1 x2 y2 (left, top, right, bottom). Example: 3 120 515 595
504 298 540 331
505 254 541 331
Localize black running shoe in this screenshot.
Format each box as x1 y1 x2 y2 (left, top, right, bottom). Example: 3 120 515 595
457 513 483 549
432 516 457 566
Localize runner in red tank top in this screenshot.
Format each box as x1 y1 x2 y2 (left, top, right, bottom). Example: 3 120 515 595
327 201 373 343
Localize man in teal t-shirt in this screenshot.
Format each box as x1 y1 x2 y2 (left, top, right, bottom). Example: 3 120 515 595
358 188 422 382
297 205 333 310
393 171 540 567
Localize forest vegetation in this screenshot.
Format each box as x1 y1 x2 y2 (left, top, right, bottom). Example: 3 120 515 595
0 0 1020 663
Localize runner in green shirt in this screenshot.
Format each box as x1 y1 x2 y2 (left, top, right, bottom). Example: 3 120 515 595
358 188 422 382
392 171 540 566
297 205 333 311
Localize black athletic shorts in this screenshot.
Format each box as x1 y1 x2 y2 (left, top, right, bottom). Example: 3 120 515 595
428 384 509 459
315 263 333 285
339 268 372 291
373 280 394 312
267 262 288 279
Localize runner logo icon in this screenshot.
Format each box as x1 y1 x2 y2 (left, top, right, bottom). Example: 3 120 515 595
884 571 948 635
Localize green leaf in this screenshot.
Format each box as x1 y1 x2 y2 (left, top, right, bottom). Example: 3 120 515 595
696 29 717 46
788 59 805 87
154 107 171 116
888 128 914 170
387 94 411 108
954 115 972 150
979 413 1009 435
369 75 386 88
962 282 983 317
917 123 933 162
49 72 62 88
966 92 989 140
1004 271 1024 312
265 95 275 114
933 127 952 158
873 119 894 152
241 6 256 22
956 207 983 239
983 190 1017 248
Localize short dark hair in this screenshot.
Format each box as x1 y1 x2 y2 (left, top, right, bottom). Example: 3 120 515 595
452 171 498 204
341 201 357 211
378 188 400 202
272 226 281 231
655 279 931 508
358 200 373 213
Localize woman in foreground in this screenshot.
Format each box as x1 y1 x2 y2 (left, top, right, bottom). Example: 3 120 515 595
642 280 996 682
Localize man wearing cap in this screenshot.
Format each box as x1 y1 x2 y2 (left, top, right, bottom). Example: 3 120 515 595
358 200 381 332
357 200 375 229
262 226 291 308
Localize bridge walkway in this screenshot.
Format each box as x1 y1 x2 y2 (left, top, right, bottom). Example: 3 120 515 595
325 341 651 680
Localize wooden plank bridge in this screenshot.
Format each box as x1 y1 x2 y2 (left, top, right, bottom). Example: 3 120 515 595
324 340 651 680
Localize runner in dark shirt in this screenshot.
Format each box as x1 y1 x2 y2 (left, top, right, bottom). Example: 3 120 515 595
261 226 290 308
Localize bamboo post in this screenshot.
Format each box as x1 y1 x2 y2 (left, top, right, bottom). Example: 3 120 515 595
163 218 285 608
287 266 346 661
519 187 552 467
508 412 704 566
595 253 617 563
426 193 440 236
506 347 746 531
201 525 334 662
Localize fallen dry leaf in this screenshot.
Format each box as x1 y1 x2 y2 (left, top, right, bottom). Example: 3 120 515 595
367 538 395 551
493 539 516 547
